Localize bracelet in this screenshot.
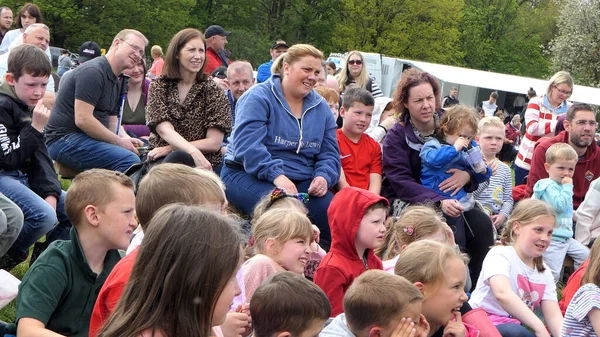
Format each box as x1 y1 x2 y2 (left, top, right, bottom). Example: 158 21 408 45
378 124 388 133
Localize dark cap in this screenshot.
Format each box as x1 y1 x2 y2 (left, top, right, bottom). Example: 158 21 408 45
205 25 231 39
211 66 227 79
78 41 101 63
271 40 288 50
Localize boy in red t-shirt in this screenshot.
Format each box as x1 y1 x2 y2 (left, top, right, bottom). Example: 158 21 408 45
336 88 383 194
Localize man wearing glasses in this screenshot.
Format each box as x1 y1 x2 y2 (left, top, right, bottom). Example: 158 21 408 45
45 29 148 173
526 103 600 210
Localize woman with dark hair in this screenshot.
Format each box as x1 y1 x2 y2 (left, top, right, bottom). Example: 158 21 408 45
221 44 340 249
121 58 151 141
145 28 231 171
381 68 494 288
0 3 42 54
336 51 383 97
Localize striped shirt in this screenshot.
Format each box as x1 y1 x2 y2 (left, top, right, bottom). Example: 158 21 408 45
514 95 570 170
562 283 600 337
474 160 514 218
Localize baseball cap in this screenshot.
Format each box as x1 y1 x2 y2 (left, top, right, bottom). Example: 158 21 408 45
211 66 227 79
271 40 288 50
205 25 231 39
78 41 101 63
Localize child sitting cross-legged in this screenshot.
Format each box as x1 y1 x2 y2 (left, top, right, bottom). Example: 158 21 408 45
15 169 137 337
320 270 429 337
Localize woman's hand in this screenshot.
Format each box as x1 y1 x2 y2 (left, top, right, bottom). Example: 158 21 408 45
308 176 328 197
274 175 298 194
147 145 173 161
439 169 471 196
441 200 464 218
189 150 213 171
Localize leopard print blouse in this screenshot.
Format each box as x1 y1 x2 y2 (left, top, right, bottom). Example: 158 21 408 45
146 77 232 167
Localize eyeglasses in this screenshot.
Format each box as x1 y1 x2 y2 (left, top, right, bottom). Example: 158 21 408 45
121 39 144 57
574 120 598 127
553 85 572 96
348 60 362 65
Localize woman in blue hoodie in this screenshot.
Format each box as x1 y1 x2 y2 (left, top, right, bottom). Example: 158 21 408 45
222 44 340 249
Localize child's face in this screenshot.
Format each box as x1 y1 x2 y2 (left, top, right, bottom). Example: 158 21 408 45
213 250 243 326
297 318 328 337
328 101 340 120
421 257 467 327
544 159 577 183
341 102 374 136
445 126 474 146
7 73 48 107
356 208 387 253
274 237 311 274
97 183 138 250
476 126 505 156
513 216 554 261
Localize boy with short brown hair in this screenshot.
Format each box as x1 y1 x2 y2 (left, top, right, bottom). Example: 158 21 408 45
15 169 137 337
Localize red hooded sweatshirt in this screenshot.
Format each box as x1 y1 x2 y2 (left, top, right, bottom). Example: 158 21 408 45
314 187 388 316
526 131 600 209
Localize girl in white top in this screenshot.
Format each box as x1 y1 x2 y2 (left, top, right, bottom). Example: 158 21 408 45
469 199 562 337
562 238 600 337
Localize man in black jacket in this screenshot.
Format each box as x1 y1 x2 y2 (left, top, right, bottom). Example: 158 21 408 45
0 45 71 270
442 87 459 108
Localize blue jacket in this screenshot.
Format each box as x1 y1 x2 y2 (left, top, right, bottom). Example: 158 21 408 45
533 178 574 242
225 74 341 187
420 138 491 201
256 60 273 83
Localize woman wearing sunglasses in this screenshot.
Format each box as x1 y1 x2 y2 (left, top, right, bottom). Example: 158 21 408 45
336 51 383 97
513 71 574 185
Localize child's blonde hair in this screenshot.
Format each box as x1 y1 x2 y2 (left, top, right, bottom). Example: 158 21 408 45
477 116 505 136
251 208 313 256
394 240 468 288
376 205 447 260
438 105 480 140
252 189 308 221
498 199 556 271
581 238 600 287
344 270 422 332
545 143 578 165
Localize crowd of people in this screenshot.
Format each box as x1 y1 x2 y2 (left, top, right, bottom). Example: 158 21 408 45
1 3 600 336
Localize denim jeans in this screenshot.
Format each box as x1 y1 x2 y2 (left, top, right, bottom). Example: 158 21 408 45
496 323 535 337
0 171 70 257
513 163 529 186
221 164 334 250
0 194 24 257
47 132 140 173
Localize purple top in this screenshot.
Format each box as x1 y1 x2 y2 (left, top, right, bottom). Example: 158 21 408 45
381 111 478 205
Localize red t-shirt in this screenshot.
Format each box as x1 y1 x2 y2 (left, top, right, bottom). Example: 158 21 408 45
89 248 139 337
336 129 382 190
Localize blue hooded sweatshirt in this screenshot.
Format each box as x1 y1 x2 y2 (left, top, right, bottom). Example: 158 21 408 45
533 178 574 242
225 74 340 187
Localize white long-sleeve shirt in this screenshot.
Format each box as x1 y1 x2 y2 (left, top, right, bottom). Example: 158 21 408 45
575 177 600 246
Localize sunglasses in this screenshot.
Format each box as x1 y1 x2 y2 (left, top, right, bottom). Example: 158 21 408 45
348 60 362 65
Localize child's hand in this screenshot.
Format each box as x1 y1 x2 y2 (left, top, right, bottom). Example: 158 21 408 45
415 314 430 337
312 225 321 244
490 214 506 229
562 176 573 185
484 157 498 176
220 311 249 337
391 318 416 337
32 100 50 132
453 137 469 152
442 311 465 337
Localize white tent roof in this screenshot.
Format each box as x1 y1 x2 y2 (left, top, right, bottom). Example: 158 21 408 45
396 58 600 106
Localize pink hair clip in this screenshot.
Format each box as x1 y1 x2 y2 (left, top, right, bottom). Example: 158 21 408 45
403 225 414 236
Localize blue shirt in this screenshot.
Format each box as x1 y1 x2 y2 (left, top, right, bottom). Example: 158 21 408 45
256 60 273 83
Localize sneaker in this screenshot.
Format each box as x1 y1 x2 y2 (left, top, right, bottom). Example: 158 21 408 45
29 241 50 267
0 252 27 271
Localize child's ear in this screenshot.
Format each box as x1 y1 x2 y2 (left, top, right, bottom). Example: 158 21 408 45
414 282 425 295
368 326 382 337
265 238 279 255
544 163 550 174
84 205 101 228
475 135 480 143
275 332 291 337
5 72 15 86
339 106 346 118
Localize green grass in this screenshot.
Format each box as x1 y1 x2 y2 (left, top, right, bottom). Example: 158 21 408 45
0 177 71 323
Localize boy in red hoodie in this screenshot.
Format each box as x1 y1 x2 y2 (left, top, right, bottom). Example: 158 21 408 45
314 187 389 316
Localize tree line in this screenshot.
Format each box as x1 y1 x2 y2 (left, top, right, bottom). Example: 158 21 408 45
1 0 598 87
